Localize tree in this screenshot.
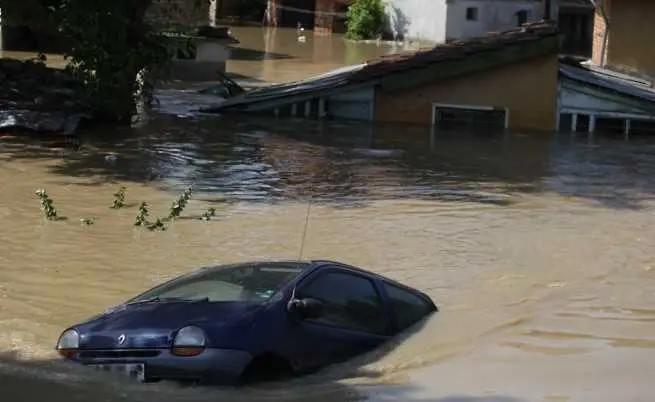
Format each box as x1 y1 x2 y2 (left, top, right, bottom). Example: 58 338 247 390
345 0 386 40
0 0 174 124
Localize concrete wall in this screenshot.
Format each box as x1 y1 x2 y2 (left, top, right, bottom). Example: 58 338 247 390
373 53 560 131
446 0 544 40
385 0 544 42
385 0 448 42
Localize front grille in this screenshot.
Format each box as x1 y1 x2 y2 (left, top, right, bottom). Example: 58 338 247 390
79 350 161 359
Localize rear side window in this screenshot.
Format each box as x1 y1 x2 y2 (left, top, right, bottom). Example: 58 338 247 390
383 283 433 332
298 271 387 335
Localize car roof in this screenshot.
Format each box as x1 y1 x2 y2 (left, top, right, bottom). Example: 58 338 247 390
194 259 428 298
199 260 314 273
310 260 429 297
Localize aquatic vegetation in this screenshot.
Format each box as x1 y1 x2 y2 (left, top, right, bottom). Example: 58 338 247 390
147 218 167 231
36 185 213 232
35 189 58 220
201 207 216 221
168 187 193 220
110 186 126 209
134 202 150 227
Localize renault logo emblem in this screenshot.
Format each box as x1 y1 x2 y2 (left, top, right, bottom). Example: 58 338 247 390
117 334 126 345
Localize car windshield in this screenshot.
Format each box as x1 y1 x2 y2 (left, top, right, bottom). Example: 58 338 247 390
129 263 307 304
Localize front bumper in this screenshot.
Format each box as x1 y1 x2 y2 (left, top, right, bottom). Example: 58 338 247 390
69 348 253 384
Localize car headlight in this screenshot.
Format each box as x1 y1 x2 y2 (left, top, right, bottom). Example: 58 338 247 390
171 326 206 357
56 329 79 358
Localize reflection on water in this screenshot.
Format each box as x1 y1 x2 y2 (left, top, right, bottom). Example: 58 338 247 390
1 25 654 402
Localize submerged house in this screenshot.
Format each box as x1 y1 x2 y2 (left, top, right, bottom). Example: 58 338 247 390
207 21 562 132
558 60 655 135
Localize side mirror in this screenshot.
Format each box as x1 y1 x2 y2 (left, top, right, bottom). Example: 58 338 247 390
287 298 324 320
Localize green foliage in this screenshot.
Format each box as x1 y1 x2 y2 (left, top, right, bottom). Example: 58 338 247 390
0 0 175 123
134 202 151 227
201 207 216 221
36 185 217 231
55 0 171 123
35 189 58 220
111 186 127 209
346 0 386 40
168 187 193 220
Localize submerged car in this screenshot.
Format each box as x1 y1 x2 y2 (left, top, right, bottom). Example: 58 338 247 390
55 260 437 384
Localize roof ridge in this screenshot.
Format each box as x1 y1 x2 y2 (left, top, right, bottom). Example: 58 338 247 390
349 20 559 82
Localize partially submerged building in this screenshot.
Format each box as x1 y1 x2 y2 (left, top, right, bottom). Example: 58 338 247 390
558 60 655 135
590 0 655 79
207 21 562 132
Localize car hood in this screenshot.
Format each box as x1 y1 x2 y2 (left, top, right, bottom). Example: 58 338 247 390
75 301 262 349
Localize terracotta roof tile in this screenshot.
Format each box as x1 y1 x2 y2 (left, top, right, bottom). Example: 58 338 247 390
348 20 559 82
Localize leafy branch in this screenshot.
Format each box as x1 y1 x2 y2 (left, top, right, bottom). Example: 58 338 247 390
36 185 216 231
111 186 126 209
35 189 58 220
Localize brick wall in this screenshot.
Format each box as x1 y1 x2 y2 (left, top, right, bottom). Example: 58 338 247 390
591 0 610 66
147 0 214 29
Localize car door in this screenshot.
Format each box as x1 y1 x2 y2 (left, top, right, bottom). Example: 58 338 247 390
286 268 391 371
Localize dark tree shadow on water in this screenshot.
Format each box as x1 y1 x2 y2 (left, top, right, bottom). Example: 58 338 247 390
2 115 655 210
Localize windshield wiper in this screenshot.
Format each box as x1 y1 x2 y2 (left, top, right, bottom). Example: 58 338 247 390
125 297 209 306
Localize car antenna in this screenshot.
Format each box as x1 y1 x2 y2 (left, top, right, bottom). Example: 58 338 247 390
297 200 312 260
287 200 310 309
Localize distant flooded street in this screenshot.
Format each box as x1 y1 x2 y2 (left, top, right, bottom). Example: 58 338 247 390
1 28 654 402
224 27 422 84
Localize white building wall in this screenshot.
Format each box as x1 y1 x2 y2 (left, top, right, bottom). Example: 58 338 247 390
384 0 448 42
385 0 544 43
446 0 545 40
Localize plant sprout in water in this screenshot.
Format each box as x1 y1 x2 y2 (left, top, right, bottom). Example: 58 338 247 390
201 207 216 221
134 202 150 226
34 185 213 232
111 186 126 209
35 189 58 220
168 187 193 220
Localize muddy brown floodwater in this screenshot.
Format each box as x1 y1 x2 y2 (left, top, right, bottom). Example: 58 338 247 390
1 27 655 402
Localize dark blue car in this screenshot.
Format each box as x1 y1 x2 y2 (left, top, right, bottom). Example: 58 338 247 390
55 260 437 384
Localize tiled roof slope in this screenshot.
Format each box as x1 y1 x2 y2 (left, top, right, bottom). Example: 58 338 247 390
349 20 559 83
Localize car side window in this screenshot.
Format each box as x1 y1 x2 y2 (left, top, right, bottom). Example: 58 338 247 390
297 271 387 335
383 283 433 332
